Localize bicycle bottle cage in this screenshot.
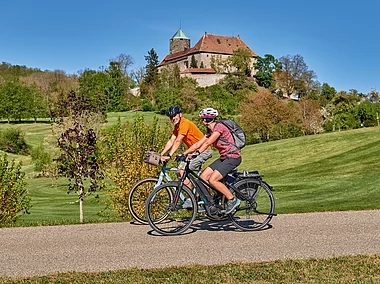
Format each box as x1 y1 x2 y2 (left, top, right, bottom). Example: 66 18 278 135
144 151 161 166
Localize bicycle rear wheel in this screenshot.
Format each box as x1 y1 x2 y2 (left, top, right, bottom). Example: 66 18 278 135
229 178 275 231
145 181 197 236
128 178 165 224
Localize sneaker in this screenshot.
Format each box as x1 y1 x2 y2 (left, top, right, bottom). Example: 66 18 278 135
225 197 241 214
181 198 193 209
197 204 206 213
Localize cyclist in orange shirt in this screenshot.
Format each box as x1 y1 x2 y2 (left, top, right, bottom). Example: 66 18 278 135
161 106 212 171
161 106 213 209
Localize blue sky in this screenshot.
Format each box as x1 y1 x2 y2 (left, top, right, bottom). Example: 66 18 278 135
1 0 379 94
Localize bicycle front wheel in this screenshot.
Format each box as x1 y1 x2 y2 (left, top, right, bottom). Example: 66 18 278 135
128 178 164 224
145 181 197 236
229 178 275 231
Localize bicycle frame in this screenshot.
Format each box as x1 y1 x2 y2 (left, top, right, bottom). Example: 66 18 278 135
155 163 179 185
173 159 224 209
173 157 260 211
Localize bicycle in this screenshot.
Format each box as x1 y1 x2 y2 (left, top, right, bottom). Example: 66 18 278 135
145 154 276 236
128 152 224 224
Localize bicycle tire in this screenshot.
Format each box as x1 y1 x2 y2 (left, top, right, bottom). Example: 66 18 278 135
128 177 165 224
229 178 275 231
145 181 197 236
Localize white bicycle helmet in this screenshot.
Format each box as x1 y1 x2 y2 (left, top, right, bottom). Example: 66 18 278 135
199 108 218 119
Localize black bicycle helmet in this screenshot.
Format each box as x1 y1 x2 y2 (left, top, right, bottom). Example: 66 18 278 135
166 106 182 117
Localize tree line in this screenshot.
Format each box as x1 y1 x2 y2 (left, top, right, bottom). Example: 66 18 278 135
1 49 380 141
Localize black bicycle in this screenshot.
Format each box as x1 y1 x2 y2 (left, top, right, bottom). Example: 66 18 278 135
145 154 276 236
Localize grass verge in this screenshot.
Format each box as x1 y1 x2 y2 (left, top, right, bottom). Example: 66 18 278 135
1 254 379 283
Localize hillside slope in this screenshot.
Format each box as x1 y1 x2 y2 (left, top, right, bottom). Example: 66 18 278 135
241 126 380 213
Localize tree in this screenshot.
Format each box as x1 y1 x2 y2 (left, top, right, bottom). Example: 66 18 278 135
254 54 281 88
105 61 130 112
190 55 198 68
239 87 302 142
319 83 337 106
226 48 253 77
0 154 31 224
367 88 380 103
130 66 145 84
0 80 47 122
56 91 104 223
274 54 319 99
110 53 134 77
324 91 360 131
298 98 323 134
143 48 159 85
78 69 108 114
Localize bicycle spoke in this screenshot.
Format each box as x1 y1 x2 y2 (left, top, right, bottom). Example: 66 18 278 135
230 179 275 231
146 182 197 235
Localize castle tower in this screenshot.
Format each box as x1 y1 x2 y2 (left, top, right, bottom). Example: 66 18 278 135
170 28 190 54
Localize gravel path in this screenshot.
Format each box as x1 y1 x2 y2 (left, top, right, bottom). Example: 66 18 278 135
1 210 379 277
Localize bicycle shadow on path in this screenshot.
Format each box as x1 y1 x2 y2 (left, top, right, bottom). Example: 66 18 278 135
146 216 273 236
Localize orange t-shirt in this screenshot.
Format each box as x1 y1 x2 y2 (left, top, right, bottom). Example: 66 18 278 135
173 117 204 148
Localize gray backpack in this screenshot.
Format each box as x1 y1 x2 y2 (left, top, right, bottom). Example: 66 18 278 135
216 119 246 150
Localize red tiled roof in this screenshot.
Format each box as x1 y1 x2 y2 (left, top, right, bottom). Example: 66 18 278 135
158 33 256 66
191 33 257 56
181 68 216 74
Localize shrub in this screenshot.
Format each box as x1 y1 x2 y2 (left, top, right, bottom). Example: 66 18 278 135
30 144 52 175
0 154 31 224
0 128 29 155
100 115 171 218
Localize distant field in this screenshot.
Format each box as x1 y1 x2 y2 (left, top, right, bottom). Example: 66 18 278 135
1 111 380 225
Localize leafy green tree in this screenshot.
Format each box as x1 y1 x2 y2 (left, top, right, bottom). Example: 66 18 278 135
30 144 52 175
0 154 31 224
56 91 104 223
159 64 181 89
0 80 46 122
319 83 337 106
154 86 181 114
143 48 159 85
254 54 281 88
226 48 253 77
105 61 126 112
78 69 108 114
190 55 198 68
324 91 360 131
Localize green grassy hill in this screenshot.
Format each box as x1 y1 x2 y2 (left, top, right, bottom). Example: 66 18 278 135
1 112 380 225
241 126 380 213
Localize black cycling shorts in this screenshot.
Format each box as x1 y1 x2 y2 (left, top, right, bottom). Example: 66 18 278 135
208 156 242 177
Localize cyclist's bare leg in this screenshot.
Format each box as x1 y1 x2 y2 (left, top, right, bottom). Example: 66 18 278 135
208 170 234 200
